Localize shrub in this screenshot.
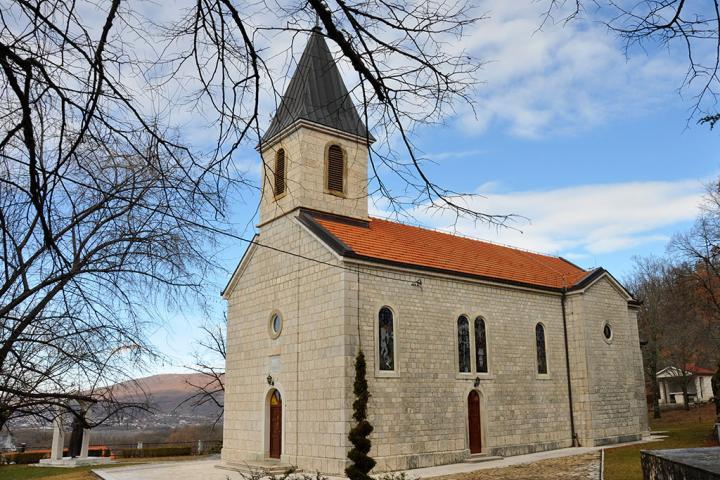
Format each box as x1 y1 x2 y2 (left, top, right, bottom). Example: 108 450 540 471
205 443 222 455
237 468 327 480
89 447 112 457
116 446 192 458
345 350 376 480
0 451 48 464
377 473 413 480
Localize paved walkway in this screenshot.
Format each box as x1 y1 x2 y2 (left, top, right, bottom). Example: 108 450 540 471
93 436 664 480
400 435 664 479
94 458 235 480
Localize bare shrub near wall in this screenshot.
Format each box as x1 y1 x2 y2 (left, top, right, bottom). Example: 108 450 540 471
237 468 330 480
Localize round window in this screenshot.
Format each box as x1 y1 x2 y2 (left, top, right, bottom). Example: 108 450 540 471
269 312 283 338
603 323 613 341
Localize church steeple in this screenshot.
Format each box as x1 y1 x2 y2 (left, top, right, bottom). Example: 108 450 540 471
258 29 371 227
262 28 373 145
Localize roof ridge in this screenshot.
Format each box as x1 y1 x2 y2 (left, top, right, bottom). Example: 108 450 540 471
368 215 578 264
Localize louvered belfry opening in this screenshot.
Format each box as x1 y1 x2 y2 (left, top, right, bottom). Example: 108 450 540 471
327 144 344 193
274 149 286 196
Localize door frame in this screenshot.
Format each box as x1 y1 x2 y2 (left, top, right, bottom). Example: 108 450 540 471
466 388 487 454
263 386 285 459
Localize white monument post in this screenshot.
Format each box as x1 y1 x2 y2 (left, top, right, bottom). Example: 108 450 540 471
79 426 91 458
38 404 111 467
49 411 65 461
78 403 91 458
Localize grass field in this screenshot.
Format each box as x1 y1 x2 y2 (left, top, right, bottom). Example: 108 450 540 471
604 403 719 480
0 455 212 480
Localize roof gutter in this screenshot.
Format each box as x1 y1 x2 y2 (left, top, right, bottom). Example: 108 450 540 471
561 287 579 447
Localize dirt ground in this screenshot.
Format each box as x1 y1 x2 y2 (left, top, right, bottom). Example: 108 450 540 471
428 453 601 480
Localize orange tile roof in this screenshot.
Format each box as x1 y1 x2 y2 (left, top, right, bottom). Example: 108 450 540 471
303 211 590 291
685 364 715 375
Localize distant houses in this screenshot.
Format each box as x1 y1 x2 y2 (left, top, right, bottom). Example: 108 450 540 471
657 365 715 405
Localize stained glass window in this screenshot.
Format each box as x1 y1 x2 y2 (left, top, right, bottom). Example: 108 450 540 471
475 317 488 373
536 323 547 374
378 307 394 371
458 316 471 373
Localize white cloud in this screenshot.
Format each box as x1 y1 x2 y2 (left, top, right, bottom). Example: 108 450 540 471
425 148 490 161
404 178 704 264
454 1 685 138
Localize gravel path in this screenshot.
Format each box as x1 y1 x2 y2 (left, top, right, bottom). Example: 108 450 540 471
425 452 601 480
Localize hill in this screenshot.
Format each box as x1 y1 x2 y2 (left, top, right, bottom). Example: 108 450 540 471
110 372 224 427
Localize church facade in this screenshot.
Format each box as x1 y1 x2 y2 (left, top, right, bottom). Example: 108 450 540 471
221 29 649 475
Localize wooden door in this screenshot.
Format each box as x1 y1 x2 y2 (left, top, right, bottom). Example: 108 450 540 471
468 391 482 454
269 390 282 459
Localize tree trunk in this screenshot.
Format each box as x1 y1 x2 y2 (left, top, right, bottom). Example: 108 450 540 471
651 374 662 419
646 349 662 419
682 382 690 411
0 409 9 433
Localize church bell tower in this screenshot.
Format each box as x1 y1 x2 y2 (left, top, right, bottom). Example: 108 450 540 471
258 28 373 227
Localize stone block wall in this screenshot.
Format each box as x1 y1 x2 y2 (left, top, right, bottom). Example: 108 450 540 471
222 213 350 473
346 264 579 471
259 126 369 225
567 278 647 446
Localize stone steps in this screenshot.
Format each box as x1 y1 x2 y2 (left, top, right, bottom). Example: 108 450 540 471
465 453 504 464
216 460 298 476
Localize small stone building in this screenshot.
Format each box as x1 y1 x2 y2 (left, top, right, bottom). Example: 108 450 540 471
657 365 715 405
221 28 649 475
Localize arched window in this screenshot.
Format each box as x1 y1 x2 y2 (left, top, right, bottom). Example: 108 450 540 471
457 315 471 373
535 323 548 374
274 149 286 196
327 144 344 193
378 307 394 371
475 317 488 373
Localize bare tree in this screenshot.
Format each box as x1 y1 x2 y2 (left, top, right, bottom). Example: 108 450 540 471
662 263 712 410
628 255 672 418
1 0 494 425
672 182 720 341
0 133 207 429
542 1 720 126
181 319 226 428
629 254 718 414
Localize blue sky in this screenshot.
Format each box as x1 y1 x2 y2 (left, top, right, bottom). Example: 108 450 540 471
148 1 720 374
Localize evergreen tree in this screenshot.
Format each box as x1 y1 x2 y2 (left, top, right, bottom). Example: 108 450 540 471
346 350 376 480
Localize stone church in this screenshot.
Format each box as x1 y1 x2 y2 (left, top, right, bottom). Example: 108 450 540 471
221 28 648 475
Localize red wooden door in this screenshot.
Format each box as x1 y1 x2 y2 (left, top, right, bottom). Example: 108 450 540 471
269 391 282 459
468 391 482 454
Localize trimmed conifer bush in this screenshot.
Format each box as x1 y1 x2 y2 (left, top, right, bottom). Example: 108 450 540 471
345 350 376 480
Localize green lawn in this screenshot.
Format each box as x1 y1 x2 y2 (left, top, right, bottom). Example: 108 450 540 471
604 403 719 480
0 463 119 480
0 455 212 480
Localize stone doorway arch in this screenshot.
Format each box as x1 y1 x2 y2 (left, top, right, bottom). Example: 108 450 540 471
468 390 482 454
268 389 282 459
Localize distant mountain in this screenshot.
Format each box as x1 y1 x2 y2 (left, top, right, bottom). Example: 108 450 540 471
110 373 224 425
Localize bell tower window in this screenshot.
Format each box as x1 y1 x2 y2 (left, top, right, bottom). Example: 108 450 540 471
327 144 344 194
274 149 286 196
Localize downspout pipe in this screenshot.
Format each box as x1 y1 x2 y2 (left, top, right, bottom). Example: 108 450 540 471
561 288 579 447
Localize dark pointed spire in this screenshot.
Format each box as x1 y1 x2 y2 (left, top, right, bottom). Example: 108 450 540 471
262 29 373 144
